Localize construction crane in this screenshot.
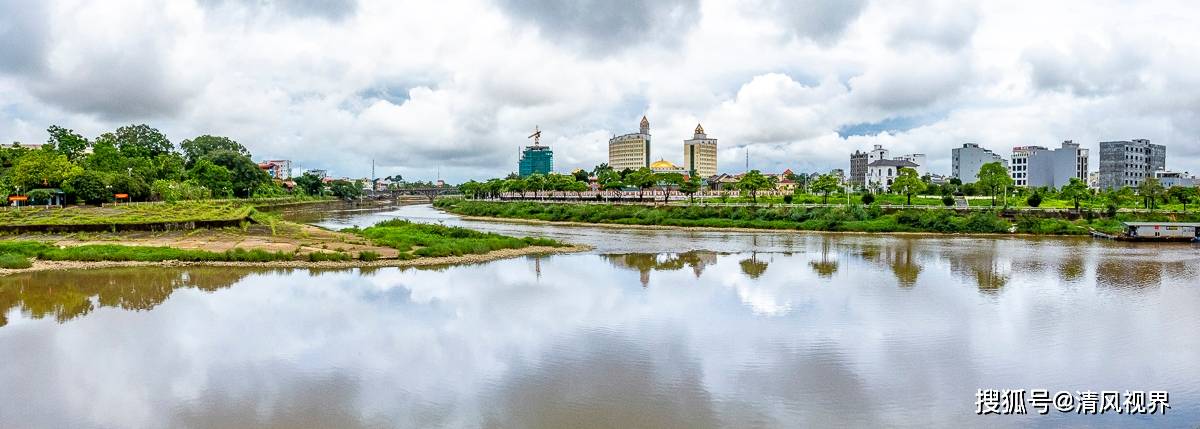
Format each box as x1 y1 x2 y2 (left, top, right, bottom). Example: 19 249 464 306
528 125 542 146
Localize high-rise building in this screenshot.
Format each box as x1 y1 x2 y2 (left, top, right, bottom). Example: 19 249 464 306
518 126 553 176
952 143 1007 183
683 123 718 178
1017 140 1088 188
849 150 868 188
608 116 651 171
1098 139 1166 189
518 145 553 176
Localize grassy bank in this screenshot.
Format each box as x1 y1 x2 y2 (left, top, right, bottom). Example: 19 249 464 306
0 241 293 263
345 219 565 259
0 201 253 227
436 199 1198 236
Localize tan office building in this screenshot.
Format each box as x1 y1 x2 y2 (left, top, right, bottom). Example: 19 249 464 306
608 116 652 170
683 123 717 178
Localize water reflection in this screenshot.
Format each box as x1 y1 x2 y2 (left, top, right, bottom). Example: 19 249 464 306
0 267 253 327
4 213 1200 428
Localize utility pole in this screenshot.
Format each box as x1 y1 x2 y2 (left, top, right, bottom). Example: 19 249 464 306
745 147 749 172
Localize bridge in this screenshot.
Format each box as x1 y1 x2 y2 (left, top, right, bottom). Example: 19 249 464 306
368 187 460 203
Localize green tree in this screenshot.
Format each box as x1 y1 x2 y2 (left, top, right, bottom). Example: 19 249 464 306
1168 186 1197 212
329 180 362 199
976 162 1013 206
679 174 701 203
810 174 841 204
591 163 612 178
189 159 234 197
624 167 658 201
1103 187 1134 216
565 180 589 199
10 150 80 189
63 171 109 204
655 172 684 203
112 124 173 159
46 125 90 161
891 167 926 205
1137 177 1165 210
736 170 773 205
1059 177 1089 212
459 180 481 199
598 170 624 191
108 173 151 201
202 150 270 198
572 169 589 182
503 177 527 198
180 135 250 167
294 172 325 196
525 173 546 198
151 180 183 202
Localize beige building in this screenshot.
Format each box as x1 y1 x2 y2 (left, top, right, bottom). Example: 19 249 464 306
683 123 718 178
608 116 652 171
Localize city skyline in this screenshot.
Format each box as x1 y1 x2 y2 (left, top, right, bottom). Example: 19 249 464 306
2 0 1200 182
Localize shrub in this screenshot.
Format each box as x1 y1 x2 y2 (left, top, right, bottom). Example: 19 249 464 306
358 250 380 261
308 251 351 262
942 195 955 206
0 253 32 269
861 193 875 205
1026 192 1043 207
783 194 793 204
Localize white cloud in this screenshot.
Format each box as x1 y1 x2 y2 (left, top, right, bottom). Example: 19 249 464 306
1 0 1199 180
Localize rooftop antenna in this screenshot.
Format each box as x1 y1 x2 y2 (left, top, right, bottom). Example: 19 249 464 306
528 125 542 147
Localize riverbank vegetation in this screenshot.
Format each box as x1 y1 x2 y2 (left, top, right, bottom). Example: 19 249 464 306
0 201 254 227
0 241 293 263
345 219 565 259
459 164 1199 214
436 199 1199 236
0 124 375 206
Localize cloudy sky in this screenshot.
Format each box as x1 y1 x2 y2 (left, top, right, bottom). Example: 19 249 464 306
2 0 1199 182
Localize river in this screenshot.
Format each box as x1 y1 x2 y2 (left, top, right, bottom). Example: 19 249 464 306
1 204 1198 428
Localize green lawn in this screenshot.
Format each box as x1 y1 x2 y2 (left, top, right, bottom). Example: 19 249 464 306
0 201 253 227
347 219 565 259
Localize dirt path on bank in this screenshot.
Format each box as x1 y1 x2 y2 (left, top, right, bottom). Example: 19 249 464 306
5 222 403 258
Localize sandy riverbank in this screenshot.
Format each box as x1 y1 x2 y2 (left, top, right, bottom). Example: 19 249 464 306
0 244 590 276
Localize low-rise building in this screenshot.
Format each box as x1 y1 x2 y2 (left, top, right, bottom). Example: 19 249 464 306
258 160 293 180
867 159 919 189
1155 170 1196 188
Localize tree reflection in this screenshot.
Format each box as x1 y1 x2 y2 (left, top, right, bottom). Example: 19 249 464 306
738 253 768 279
945 250 1010 293
603 252 721 286
1096 259 1163 289
809 239 838 278
0 268 254 327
